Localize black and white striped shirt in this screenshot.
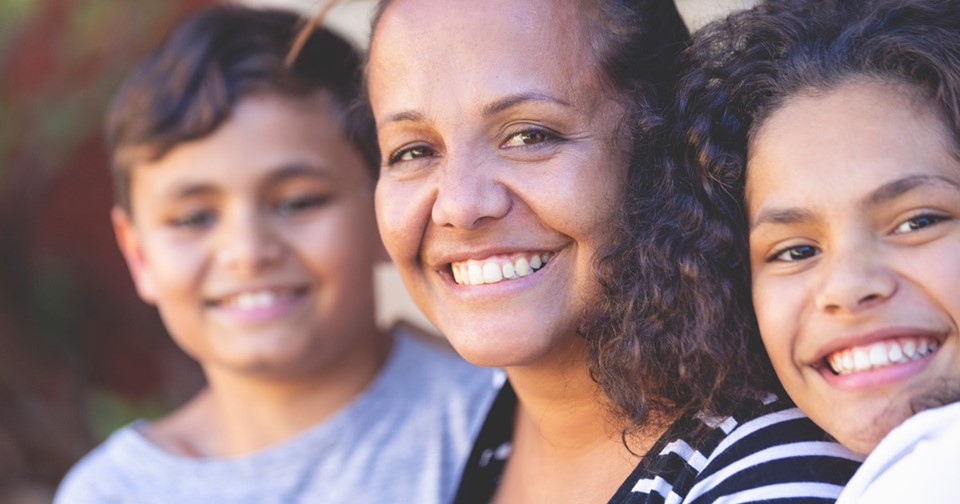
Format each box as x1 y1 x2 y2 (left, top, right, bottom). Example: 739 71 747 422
454 382 862 504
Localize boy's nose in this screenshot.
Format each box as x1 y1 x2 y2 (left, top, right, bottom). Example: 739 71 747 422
219 210 284 275
430 152 512 230
814 248 897 314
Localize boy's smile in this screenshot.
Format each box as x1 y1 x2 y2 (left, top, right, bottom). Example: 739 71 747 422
113 93 385 380
746 79 960 454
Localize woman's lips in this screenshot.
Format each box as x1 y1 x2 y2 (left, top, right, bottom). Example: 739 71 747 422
450 251 554 286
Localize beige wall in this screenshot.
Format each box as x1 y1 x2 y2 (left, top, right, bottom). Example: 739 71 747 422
233 0 759 333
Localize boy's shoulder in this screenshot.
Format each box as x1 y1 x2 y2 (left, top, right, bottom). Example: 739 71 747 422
381 321 500 398
53 422 156 504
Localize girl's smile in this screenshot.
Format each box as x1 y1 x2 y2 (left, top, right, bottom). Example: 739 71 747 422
747 79 960 454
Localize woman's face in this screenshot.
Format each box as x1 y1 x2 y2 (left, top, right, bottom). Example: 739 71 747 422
747 80 960 454
368 0 629 367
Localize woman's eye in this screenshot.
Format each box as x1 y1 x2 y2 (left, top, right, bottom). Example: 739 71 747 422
894 213 948 234
770 244 820 263
387 144 435 165
501 128 557 148
276 195 330 215
171 210 215 229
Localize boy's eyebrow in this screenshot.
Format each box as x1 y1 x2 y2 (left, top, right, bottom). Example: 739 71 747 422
265 162 335 183
862 174 960 208
161 164 333 200
750 207 816 230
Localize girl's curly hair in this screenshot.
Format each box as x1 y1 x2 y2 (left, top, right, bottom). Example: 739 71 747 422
588 0 960 449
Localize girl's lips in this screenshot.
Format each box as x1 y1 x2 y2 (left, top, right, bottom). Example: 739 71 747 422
824 336 940 375
812 328 947 390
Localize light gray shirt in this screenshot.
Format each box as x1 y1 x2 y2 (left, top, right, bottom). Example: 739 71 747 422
54 329 498 504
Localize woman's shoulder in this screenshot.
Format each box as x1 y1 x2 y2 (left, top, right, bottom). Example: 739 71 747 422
612 396 863 504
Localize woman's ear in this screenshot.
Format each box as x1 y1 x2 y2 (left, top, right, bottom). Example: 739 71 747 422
111 206 157 304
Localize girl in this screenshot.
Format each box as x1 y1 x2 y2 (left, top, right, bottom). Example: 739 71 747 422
658 0 960 501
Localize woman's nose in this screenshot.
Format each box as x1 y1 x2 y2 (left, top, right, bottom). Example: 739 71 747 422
430 151 512 230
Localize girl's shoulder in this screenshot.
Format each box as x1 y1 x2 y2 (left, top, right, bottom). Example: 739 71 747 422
611 396 863 504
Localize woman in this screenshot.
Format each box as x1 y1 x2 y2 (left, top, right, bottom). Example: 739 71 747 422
366 0 860 501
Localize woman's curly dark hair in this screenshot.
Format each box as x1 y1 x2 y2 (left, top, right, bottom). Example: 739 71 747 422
588 0 960 449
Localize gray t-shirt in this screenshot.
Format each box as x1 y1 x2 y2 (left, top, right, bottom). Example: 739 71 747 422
54 329 498 504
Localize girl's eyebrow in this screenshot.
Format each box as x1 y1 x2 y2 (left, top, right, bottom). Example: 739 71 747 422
862 174 960 209
380 109 425 127
750 207 816 230
751 174 960 231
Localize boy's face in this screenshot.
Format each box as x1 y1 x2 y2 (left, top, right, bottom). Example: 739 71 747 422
113 93 384 380
746 80 960 454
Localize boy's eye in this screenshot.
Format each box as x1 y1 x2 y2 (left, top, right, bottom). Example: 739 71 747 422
171 210 215 229
387 144 435 165
770 244 820 263
894 213 947 234
501 127 560 148
275 194 330 215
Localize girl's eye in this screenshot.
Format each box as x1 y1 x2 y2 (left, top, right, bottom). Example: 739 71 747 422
387 144 435 165
501 128 558 148
276 194 330 215
171 210 215 229
894 213 948 234
770 244 820 263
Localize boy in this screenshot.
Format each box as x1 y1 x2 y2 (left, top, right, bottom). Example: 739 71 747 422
54 6 495 503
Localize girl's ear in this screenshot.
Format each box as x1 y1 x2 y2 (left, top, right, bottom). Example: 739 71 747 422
111 206 158 304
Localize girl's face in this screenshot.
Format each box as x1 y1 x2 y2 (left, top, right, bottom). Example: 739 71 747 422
747 80 960 454
367 0 629 368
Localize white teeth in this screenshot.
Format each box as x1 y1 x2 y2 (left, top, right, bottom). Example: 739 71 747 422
451 252 553 286
482 262 503 283
502 262 516 279
230 291 278 310
468 264 483 285
903 339 917 358
515 258 531 277
868 343 889 367
888 343 903 363
826 336 941 375
842 351 855 370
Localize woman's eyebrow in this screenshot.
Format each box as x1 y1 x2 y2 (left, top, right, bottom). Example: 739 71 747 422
380 109 425 127
481 91 571 117
862 174 960 209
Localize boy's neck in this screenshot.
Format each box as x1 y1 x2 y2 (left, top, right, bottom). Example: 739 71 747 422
147 326 392 458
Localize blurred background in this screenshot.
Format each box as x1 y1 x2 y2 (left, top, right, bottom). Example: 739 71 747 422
0 0 754 501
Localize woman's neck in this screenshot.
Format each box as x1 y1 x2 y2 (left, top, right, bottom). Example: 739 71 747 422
494 339 664 504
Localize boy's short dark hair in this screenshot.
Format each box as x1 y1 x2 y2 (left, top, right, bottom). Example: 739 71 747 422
106 5 379 212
